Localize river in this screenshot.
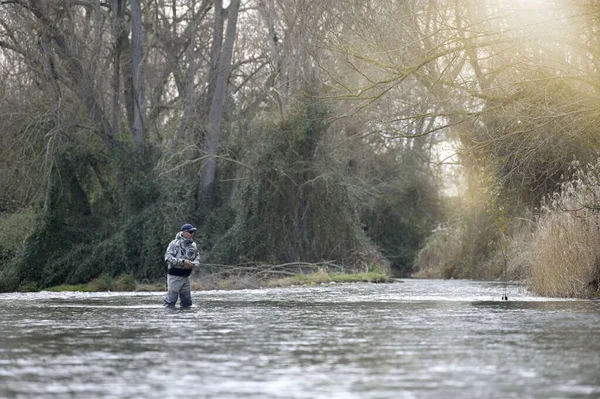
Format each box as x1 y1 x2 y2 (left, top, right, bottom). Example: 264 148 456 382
0 279 598 398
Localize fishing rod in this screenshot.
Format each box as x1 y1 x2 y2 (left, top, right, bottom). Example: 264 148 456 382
164 260 200 291
500 236 508 301
502 267 508 301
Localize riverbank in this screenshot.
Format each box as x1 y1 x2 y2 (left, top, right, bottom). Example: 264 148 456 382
38 269 393 293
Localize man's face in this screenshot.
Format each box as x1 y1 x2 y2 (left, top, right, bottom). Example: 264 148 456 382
183 230 195 239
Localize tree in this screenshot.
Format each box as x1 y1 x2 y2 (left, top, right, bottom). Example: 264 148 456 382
200 0 241 194
130 0 147 153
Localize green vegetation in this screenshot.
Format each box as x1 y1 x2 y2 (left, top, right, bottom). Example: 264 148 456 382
264 269 391 288
0 208 37 291
2 1 600 298
414 159 600 298
209 101 375 268
360 152 442 276
0 142 176 292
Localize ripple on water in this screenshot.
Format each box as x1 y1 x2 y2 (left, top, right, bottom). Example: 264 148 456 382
0 280 599 399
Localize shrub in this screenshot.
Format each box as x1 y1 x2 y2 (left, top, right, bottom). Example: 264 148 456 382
413 205 500 279
413 226 462 279
18 281 39 292
0 208 38 292
0 208 37 257
0 261 20 292
11 141 176 290
112 274 136 291
360 153 442 276
211 100 377 269
87 273 114 291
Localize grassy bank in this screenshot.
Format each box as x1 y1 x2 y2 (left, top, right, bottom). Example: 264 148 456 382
45 273 163 292
263 269 392 288
39 269 392 293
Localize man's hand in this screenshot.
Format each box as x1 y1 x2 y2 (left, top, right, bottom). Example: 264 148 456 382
182 260 194 269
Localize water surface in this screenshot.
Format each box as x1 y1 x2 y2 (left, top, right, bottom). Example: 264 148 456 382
0 279 598 398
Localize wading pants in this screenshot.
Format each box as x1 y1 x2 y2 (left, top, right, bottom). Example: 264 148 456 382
164 274 192 307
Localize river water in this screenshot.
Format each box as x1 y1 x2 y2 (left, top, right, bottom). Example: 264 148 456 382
0 279 598 399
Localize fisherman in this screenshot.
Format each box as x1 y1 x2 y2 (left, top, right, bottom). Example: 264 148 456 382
164 223 201 308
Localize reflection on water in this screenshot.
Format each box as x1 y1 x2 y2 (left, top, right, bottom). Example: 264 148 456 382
0 280 599 398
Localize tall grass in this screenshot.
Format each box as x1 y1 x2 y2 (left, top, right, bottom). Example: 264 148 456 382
412 226 463 279
529 160 600 298
413 216 534 281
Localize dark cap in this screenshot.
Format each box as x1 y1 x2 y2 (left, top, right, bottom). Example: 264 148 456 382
181 223 197 232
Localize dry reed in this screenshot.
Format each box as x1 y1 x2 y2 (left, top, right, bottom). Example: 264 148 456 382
529 160 600 298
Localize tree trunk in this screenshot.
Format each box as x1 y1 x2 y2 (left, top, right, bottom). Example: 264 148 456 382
170 0 198 154
130 0 146 153
260 0 288 126
200 0 240 194
111 0 126 139
200 0 224 121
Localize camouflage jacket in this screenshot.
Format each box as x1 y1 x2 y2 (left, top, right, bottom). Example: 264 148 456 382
164 232 201 276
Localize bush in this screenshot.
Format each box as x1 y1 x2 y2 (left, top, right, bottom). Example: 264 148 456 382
211 100 377 269
529 160 600 298
413 226 462 279
0 208 38 292
9 141 176 290
0 208 37 256
18 281 39 292
413 203 500 279
88 273 114 291
361 153 442 276
45 273 137 292
0 261 20 292
112 274 136 291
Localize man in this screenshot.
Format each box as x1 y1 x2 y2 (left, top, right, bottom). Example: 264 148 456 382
164 223 201 307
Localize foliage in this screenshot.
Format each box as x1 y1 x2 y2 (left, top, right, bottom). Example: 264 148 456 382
413 187 513 280
413 227 460 279
416 73 600 281
0 138 177 291
360 152 442 276
0 207 37 262
413 211 497 279
211 100 376 268
0 208 39 291
14 0 600 293
470 76 600 209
